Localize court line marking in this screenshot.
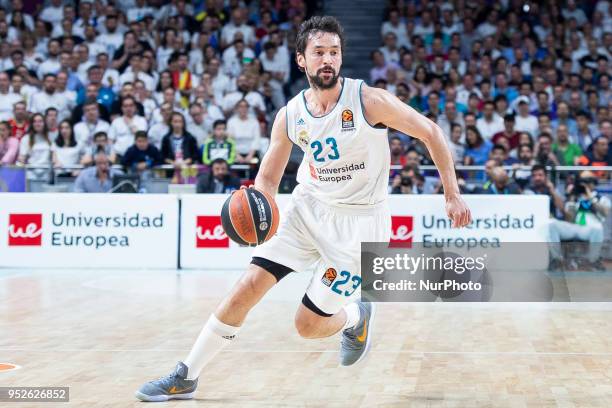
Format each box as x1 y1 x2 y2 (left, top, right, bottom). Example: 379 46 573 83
1 348 611 356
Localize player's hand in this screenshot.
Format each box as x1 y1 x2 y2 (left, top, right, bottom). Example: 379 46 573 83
445 195 472 228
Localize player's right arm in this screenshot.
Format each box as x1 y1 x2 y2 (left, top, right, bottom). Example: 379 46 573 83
254 107 293 198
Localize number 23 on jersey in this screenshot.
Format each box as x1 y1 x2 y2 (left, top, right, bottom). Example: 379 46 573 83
311 137 340 163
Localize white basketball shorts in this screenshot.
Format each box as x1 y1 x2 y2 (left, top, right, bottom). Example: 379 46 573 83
252 185 391 315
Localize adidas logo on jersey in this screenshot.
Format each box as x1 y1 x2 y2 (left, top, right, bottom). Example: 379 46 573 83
296 118 305 126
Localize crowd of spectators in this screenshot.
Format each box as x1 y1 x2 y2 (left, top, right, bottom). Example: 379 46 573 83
0 0 312 191
376 1 611 180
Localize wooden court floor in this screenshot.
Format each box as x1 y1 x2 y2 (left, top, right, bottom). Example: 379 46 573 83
1 268 611 408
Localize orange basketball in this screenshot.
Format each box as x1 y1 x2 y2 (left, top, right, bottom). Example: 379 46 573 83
221 187 280 246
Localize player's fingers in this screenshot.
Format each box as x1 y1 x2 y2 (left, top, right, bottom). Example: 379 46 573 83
451 211 459 228
459 209 467 227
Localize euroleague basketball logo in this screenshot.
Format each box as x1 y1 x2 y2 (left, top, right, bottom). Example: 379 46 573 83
321 267 337 287
8 213 42 246
195 216 229 248
390 216 413 247
341 108 354 129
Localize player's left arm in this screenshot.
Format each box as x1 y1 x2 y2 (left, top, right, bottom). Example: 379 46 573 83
362 85 472 228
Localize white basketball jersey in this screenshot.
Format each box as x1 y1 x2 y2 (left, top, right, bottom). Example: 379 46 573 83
285 78 390 206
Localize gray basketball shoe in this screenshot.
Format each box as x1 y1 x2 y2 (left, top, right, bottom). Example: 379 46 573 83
135 362 198 402
340 302 376 366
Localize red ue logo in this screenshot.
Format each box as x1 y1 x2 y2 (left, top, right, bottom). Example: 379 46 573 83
196 216 229 248
390 216 413 247
8 213 43 246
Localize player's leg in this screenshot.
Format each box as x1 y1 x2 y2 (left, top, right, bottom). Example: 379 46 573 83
294 268 376 366
135 260 289 402
293 203 391 365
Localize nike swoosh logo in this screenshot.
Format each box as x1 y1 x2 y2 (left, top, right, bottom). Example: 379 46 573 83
356 318 368 343
169 385 191 394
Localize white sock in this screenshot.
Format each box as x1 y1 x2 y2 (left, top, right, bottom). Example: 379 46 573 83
341 302 361 331
183 314 240 380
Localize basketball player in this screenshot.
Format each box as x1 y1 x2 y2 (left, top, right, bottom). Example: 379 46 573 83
136 16 471 402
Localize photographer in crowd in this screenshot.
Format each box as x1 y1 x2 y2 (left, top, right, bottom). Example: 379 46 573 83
547 170 610 270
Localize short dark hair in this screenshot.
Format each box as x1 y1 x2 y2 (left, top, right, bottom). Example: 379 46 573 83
213 119 227 128
538 132 553 141
492 144 506 153
295 16 345 56
83 98 98 108
135 130 147 140
211 158 228 167
94 131 108 140
531 164 546 175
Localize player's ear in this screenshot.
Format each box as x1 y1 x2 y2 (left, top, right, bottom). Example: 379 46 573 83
296 53 305 72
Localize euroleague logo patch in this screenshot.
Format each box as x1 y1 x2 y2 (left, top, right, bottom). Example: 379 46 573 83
321 267 337 286
341 108 354 129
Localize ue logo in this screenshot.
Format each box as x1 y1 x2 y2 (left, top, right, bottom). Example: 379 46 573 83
195 216 229 248
8 213 43 246
390 216 413 247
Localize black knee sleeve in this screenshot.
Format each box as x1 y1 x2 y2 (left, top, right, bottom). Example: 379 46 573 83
301 294 333 317
251 257 293 282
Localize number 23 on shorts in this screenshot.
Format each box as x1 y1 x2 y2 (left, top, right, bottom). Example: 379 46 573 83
331 270 361 296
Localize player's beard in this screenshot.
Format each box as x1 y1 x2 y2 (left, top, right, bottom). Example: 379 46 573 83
308 66 339 90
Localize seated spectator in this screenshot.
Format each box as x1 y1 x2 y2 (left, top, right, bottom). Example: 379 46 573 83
490 144 518 166
18 113 52 180
196 158 240 194
533 133 560 166
9 101 29 140
186 103 212 146
73 98 111 147
476 101 504 140
463 125 492 165
482 167 521 194
574 110 597 151
547 170 610 270
448 123 465 164
222 39 256 79
514 97 539 137
0 121 18 165
108 96 148 157
148 102 172 149
73 149 123 193
492 114 520 150
227 99 261 163
71 82 112 123
0 72 23 121
81 131 117 166
122 131 162 174
576 136 611 178
52 120 84 176
221 75 265 118
43 107 59 142
389 136 407 168
161 112 200 169
202 119 236 166
473 159 500 193
524 165 566 218
553 124 583 165
390 164 414 194
29 74 71 122
512 144 536 189
551 101 577 136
